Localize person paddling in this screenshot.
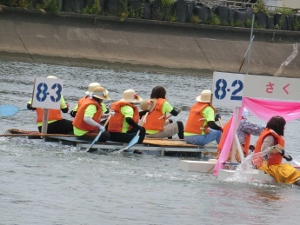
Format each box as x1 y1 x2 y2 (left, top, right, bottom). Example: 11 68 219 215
107 89 145 145
72 86 111 142
27 75 73 134
252 115 300 186
141 86 184 139
70 82 111 126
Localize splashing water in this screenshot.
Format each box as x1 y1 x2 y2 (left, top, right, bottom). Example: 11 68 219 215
226 151 271 184
274 42 299 76
292 155 300 166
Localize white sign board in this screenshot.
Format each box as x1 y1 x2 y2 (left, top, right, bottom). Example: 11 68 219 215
212 72 300 107
32 77 63 109
212 72 245 107
243 74 300 100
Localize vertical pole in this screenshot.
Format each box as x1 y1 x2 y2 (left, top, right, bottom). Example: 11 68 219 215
230 107 245 162
246 14 255 75
41 109 49 138
230 107 240 161
234 134 245 161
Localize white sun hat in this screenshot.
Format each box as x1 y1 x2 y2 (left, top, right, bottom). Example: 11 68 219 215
92 86 111 100
85 82 101 95
120 89 143 103
140 99 157 112
196 90 212 103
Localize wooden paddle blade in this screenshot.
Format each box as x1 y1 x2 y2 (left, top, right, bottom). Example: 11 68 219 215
0 105 20 117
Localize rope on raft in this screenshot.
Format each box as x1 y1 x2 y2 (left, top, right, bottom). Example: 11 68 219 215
2 128 75 137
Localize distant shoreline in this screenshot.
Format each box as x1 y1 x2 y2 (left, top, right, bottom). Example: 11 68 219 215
0 6 299 77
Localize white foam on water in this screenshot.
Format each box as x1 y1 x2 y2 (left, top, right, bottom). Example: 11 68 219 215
225 151 268 183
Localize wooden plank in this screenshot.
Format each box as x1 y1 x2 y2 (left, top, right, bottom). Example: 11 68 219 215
143 139 200 147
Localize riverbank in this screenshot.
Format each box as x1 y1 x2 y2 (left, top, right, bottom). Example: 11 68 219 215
0 6 300 77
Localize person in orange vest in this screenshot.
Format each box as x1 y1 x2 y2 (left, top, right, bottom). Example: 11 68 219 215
108 89 145 144
70 82 111 126
141 86 184 139
184 89 222 146
27 75 73 134
218 108 265 162
73 86 111 142
252 115 300 186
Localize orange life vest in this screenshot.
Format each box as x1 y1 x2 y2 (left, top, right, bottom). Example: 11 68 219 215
244 132 251 156
253 129 284 167
108 101 139 133
218 117 251 155
218 117 232 152
142 98 166 131
184 102 216 134
36 108 62 123
72 98 102 132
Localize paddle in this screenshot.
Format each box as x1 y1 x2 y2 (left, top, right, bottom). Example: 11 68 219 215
0 105 27 117
86 115 112 153
118 130 140 152
218 118 223 128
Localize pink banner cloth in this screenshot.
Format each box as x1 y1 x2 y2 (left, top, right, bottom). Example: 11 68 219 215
213 97 300 176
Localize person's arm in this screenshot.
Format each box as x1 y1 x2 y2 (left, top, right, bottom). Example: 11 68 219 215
102 103 109 114
27 100 36 110
204 107 222 131
164 101 181 116
261 135 292 161
125 117 140 129
169 108 181 116
261 135 276 156
207 121 222 131
70 110 77 117
27 103 36 110
139 110 149 119
70 103 78 117
121 105 141 129
60 96 69 113
83 105 105 131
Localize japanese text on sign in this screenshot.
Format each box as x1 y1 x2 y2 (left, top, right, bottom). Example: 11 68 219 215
212 72 300 107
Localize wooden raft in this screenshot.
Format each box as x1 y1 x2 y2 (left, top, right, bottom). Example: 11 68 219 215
143 138 200 147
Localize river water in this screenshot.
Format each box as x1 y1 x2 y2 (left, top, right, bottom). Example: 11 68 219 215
0 60 300 225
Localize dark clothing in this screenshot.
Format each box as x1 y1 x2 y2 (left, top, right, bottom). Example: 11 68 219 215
170 108 180 116
76 131 110 142
207 121 222 131
109 127 146 144
139 110 149 119
38 119 73 134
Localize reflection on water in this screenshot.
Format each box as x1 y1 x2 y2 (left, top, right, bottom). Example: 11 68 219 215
0 60 300 225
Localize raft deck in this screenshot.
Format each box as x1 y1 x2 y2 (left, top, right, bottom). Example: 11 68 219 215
48 136 218 157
